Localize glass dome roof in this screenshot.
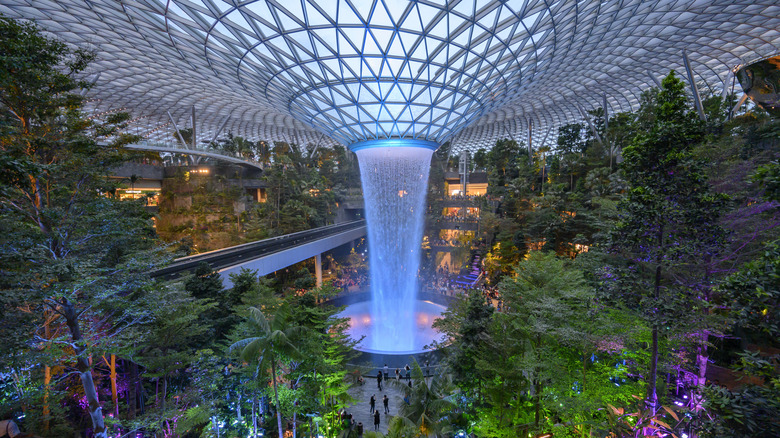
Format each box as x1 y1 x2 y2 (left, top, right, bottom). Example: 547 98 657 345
1 0 778 151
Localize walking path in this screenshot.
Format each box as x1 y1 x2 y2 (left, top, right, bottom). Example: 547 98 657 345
345 376 409 435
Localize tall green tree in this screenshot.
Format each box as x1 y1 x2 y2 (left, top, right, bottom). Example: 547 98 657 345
608 71 727 409
497 252 595 430
0 14 160 437
433 290 495 402
230 306 305 438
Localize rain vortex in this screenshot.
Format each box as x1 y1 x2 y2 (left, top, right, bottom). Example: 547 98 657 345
355 146 433 352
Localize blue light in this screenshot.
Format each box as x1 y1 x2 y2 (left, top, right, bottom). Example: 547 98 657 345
349 138 439 152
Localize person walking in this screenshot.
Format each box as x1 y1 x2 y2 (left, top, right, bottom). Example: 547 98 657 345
383 394 389 414
376 371 383 391
369 394 376 414
373 410 380 431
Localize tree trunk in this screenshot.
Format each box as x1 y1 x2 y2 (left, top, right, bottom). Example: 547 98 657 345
271 355 284 438
647 263 662 410
60 298 108 438
109 355 119 417
161 377 167 417
696 261 713 397
43 313 52 434
43 365 51 433
237 392 242 421
293 409 297 438
534 334 542 429
252 395 258 438
534 379 542 429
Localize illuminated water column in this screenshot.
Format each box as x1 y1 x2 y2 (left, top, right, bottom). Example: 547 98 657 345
350 139 436 352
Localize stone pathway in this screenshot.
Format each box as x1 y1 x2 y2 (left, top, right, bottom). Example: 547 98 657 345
345 376 411 435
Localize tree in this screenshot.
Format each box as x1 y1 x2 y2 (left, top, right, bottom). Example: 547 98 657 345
230 306 305 438
696 239 780 437
555 123 587 191
132 283 214 434
433 290 494 402
388 360 457 438
473 148 488 170
608 71 728 409
486 138 527 194
0 14 161 437
497 252 595 430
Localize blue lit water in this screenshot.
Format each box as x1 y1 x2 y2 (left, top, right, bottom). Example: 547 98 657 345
355 146 433 352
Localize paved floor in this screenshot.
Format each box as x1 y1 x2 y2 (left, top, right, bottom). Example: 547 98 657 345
345 376 412 435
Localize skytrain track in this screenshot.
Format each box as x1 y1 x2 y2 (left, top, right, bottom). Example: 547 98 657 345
151 220 366 280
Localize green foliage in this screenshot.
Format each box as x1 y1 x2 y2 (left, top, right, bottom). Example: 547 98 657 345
608 71 729 405
752 160 780 202
230 305 306 438
485 138 530 196
718 240 780 339
433 290 494 398
698 352 780 438
0 14 166 437
387 360 457 438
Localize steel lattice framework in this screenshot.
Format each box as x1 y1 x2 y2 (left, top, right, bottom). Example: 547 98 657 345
1 0 779 152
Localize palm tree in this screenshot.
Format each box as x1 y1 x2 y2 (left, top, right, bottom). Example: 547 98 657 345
230 306 305 438
389 360 458 438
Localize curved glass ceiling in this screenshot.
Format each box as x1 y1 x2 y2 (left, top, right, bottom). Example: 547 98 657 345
1 0 778 151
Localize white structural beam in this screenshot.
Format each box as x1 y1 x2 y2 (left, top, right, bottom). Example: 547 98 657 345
191 105 197 149
682 50 707 122
123 144 264 170
731 94 750 116
167 110 189 150
315 254 323 287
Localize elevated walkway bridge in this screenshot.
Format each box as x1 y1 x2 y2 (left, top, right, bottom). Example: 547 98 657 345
152 220 366 287
124 142 264 171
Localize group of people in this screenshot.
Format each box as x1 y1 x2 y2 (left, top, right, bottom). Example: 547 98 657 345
368 393 390 431
376 364 418 388
332 269 369 292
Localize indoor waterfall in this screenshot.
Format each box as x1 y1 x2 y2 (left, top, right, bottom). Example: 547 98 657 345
355 145 433 352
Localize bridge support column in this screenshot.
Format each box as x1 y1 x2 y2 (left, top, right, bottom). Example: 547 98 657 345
314 253 323 287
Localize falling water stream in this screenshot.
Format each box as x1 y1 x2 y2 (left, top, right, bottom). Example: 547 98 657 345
355 146 434 352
